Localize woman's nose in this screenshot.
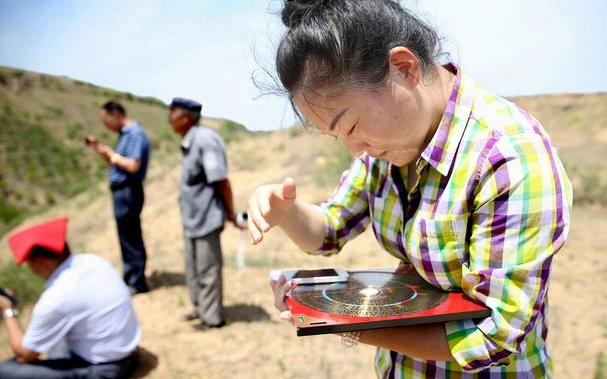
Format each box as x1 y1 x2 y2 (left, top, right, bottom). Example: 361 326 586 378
343 138 368 156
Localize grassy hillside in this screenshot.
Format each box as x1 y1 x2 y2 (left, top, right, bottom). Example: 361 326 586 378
0 65 254 236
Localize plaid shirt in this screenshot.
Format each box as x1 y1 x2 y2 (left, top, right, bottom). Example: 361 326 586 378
315 66 572 377
108 122 150 184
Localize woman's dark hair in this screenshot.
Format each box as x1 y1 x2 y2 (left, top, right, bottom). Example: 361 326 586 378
276 0 442 94
101 101 127 116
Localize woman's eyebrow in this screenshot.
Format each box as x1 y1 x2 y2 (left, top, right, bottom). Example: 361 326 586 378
329 108 349 131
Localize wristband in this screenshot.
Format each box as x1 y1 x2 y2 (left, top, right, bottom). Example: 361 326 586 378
3 308 18 318
110 153 120 165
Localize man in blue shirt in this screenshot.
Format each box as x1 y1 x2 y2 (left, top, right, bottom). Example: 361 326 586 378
86 101 150 295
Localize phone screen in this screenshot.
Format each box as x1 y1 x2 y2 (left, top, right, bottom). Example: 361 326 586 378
292 269 338 279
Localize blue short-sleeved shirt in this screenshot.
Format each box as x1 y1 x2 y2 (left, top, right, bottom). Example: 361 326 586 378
108 122 150 184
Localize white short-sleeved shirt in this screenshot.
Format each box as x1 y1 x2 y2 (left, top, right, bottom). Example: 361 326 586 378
23 254 141 364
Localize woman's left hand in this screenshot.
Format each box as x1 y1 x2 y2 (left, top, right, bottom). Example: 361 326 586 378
269 275 297 321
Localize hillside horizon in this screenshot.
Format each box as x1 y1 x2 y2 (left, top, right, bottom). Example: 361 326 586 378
4 63 605 113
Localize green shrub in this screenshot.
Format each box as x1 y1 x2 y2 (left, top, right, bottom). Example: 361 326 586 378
67 121 84 140
574 173 607 206
40 74 51 89
138 96 165 107
595 351 605 379
44 105 64 119
219 120 249 144
45 191 56 205
3 102 12 115
0 199 21 223
288 124 306 137
26 193 38 206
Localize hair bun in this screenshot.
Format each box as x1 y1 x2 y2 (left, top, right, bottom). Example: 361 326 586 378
281 0 327 28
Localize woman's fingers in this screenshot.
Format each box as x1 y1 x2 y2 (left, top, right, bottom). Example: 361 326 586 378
247 178 298 245
279 310 293 322
270 275 296 313
248 185 278 244
255 187 274 232
248 193 268 244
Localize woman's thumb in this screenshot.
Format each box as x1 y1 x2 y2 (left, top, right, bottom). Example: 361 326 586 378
281 177 297 200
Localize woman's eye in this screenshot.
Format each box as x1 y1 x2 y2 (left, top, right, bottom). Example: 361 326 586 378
347 123 357 136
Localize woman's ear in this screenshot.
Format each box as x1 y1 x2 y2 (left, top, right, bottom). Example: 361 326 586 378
388 46 422 88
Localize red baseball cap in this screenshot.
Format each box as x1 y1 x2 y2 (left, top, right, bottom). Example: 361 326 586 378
7 216 68 265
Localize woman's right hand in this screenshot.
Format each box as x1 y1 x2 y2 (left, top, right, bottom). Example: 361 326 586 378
247 177 297 244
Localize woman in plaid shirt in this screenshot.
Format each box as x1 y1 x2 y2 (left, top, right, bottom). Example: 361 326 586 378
248 0 572 377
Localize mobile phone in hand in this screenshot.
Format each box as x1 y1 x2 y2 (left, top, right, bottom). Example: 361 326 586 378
269 267 349 284
84 136 97 146
0 286 18 307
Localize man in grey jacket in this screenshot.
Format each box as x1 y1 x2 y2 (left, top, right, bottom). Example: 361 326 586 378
169 97 241 330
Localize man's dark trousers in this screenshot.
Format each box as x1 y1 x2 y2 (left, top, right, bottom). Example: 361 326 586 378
112 182 148 292
0 352 136 379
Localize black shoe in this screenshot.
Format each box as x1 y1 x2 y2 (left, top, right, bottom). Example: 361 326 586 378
128 287 149 296
136 286 150 293
192 320 226 331
181 311 200 321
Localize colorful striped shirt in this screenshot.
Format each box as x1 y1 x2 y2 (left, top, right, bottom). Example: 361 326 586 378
315 65 573 377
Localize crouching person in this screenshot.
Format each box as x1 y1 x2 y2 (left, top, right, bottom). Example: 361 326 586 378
0 216 141 379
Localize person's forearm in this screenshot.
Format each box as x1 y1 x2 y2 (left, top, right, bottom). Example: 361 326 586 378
4 316 24 352
358 323 455 361
215 179 236 218
3 316 36 362
111 154 141 174
278 202 327 252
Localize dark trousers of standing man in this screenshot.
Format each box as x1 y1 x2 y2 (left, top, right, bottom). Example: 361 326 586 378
111 182 149 293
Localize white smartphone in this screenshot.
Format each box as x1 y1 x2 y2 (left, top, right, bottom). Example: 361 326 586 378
269 267 349 284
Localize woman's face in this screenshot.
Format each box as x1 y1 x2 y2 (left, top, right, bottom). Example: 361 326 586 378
293 76 434 167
